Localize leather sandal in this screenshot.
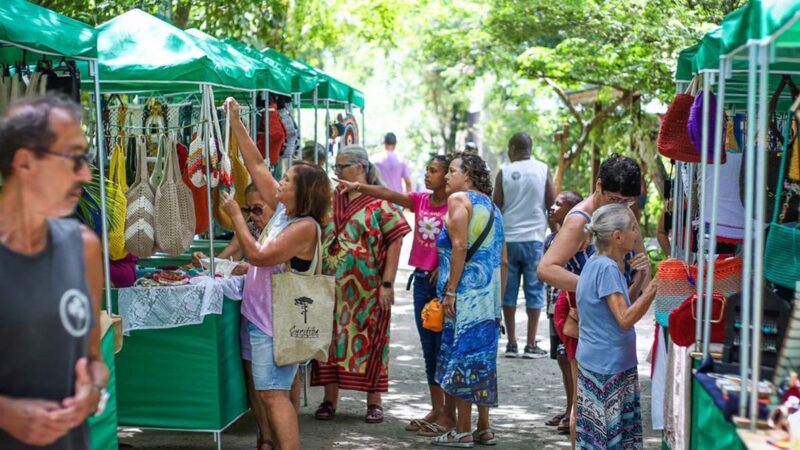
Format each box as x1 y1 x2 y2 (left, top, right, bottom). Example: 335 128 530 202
472 428 497 446
365 404 384 423
314 401 336 421
431 430 475 448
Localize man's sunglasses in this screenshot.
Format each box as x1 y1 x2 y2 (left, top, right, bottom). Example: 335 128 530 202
41 149 91 172
241 206 265 216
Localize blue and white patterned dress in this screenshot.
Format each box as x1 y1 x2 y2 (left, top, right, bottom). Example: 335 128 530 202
435 191 504 407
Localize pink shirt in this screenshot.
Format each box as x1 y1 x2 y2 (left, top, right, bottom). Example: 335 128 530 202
373 151 411 193
408 192 448 271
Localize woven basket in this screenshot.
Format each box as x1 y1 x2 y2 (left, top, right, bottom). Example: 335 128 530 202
107 138 129 260
658 77 701 163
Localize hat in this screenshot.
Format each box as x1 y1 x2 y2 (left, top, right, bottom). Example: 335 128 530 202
384 132 397 145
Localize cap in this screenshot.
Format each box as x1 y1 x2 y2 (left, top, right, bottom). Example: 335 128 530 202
383 132 397 145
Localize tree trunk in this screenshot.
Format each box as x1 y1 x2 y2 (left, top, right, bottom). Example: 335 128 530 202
591 100 602 192
554 124 570 192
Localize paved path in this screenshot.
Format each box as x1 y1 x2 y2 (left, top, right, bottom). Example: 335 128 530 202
120 233 662 449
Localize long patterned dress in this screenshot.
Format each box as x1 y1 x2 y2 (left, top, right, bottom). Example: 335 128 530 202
310 191 411 392
435 191 504 407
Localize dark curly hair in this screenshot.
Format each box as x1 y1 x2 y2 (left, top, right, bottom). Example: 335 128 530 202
429 153 452 169
454 152 493 196
599 153 641 197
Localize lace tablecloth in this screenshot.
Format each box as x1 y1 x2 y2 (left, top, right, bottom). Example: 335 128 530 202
118 276 229 334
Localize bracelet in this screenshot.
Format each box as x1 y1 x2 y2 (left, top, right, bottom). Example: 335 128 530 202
354 182 361 192
445 291 457 298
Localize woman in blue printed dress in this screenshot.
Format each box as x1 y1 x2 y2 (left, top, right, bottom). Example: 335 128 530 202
431 153 506 448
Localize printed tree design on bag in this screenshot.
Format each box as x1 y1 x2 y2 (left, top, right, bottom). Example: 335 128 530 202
295 297 314 324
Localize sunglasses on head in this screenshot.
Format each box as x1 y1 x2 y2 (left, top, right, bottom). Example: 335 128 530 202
241 205 265 216
41 149 91 173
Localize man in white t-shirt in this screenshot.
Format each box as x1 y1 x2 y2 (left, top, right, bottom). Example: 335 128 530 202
493 132 556 359
372 132 412 193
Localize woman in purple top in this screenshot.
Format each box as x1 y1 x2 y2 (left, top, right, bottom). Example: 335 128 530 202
222 98 332 450
336 154 454 435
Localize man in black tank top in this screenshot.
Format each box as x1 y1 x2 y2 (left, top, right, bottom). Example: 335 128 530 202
0 95 108 449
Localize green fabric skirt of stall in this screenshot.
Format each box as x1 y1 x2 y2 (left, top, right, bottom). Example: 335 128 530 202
691 379 746 450
111 290 247 431
88 323 119 450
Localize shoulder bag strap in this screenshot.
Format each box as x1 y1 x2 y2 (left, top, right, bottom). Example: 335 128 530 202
465 202 496 264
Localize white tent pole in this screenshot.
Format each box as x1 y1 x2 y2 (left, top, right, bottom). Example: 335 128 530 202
702 65 727 358
203 84 215 276
361 107 366 147
682 163 695 266
739 44 758 419
313 87 319 166
694 73 712 350
91 61 113 314
750 42 770 430
325 99 331 173
264 91 270 171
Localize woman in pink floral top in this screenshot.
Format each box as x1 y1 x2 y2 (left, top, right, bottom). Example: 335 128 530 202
336 154 453 435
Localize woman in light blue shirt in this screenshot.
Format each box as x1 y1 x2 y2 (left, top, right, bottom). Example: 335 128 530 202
575 204 657 450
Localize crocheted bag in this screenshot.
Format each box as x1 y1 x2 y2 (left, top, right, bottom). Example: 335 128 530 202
655 256 742 327
180 139 210 235
669 293 728 347
106 137 129 260
155 134 196 255
186 87 220 188
210 89 233 192
687 90 727 164
124 136 156 258
658 77 701 163
278 103 299 159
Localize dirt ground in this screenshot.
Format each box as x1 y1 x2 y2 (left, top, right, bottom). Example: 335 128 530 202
118 233 662 450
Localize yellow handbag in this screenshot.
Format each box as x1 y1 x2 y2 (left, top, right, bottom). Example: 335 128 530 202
107 137 129 260
421 299 444 332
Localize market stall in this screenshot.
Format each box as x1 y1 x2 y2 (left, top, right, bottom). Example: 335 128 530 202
660 1 800 448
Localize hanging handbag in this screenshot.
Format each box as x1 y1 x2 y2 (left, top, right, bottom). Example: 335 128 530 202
687 89 727 164
765 115 800 290
155 134 196 255
668 293 728 347
563 300 580 339
264 102 286 166
124 136 156 258
271 222 336 366
655 256 742 327
210 88 232 192
421 203 496 331
107 137 129 260
43 58 80 102
658 77 702 162
740 78 800 223
186 86 220 188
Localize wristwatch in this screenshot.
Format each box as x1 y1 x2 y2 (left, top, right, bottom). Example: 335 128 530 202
381 281 393 288
93 386 110 417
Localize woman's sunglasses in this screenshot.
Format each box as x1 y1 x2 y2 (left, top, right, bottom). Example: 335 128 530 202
241 206 264 216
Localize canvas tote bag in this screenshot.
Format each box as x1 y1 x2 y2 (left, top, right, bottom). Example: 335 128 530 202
271 221 335 366
155 134 196 255
107 136 129 260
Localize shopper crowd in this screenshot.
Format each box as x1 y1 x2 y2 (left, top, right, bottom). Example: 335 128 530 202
0 94 655 450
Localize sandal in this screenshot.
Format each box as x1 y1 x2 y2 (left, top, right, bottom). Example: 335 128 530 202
545 412 565 426
431 430 474 448
314 401 336 421
472 429 497 446
406 418 429 431
418 421 451 437
557 417 570 434
366 404 384 424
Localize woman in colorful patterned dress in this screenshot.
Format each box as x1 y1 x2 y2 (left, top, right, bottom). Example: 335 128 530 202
311 145 411 424
334 154 456 434
575 204 657 450
431 153 506 448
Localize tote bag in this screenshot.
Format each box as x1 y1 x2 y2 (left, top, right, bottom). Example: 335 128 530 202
271 222 335 366
155 134 196 255
124 136 156 258
107 137 128 260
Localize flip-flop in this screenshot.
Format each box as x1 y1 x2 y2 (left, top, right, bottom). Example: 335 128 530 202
431 430 474 448
418 421 451 437
366 404 384 424
314 401 336 421
545 413 566 426
406 419 429 431
472 429 497 446
557 417 570 434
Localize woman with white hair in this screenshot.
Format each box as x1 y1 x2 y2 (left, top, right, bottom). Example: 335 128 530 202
574 203 657 450
310 145 411 424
